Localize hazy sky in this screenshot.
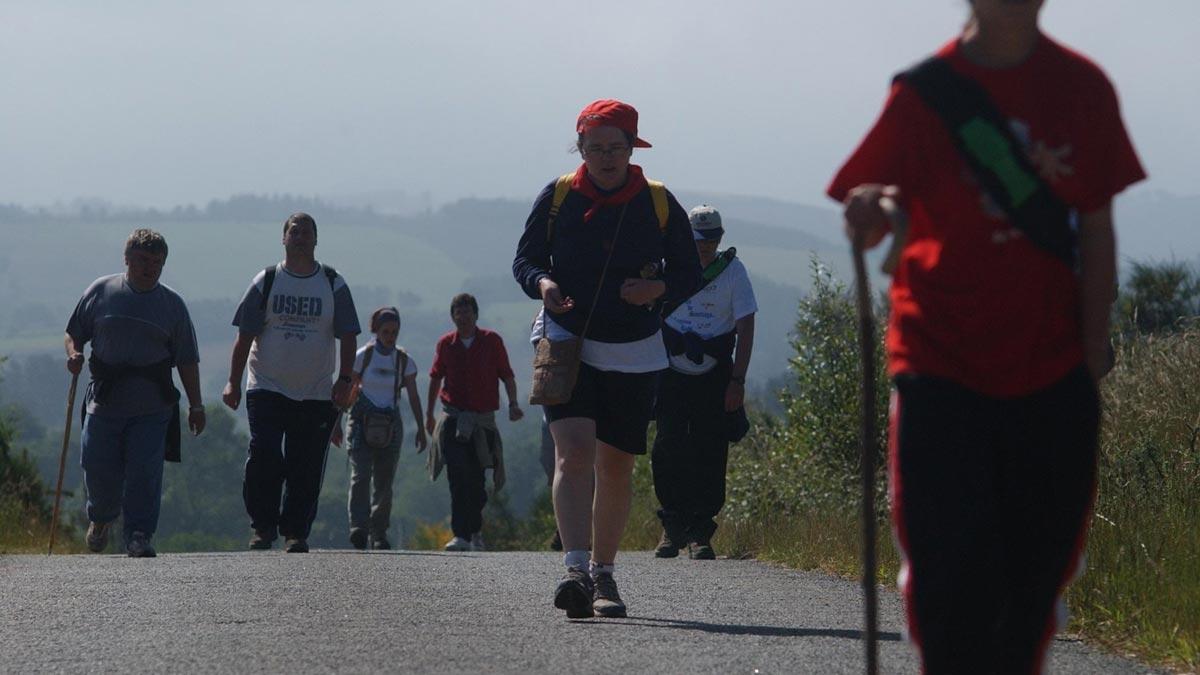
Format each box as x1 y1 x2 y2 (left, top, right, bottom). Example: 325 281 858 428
2 1 1196 210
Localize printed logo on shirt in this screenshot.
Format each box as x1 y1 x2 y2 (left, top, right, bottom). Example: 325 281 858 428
972 117 1075 244
271 295 325 342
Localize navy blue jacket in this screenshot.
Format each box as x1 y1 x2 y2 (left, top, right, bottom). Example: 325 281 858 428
513 177 701 343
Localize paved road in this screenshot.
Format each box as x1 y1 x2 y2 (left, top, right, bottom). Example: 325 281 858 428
1 550 1160 674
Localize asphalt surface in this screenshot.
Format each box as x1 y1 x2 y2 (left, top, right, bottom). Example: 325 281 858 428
0 550 1162 674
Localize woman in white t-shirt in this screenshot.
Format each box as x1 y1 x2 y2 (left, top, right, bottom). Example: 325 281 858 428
343 307 425 550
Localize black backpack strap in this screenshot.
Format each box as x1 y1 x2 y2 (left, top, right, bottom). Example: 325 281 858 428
323 265 338 290
258 266 277 311
897 57 1074 265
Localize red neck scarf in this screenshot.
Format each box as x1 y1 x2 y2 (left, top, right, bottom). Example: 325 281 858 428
571 163 648 222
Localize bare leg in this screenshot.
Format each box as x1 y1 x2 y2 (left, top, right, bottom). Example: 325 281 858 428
591 441 636 565
550 417 596 554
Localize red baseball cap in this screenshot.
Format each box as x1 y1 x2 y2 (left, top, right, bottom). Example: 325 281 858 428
576 99 652 148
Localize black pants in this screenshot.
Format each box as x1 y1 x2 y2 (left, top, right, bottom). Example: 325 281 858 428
243 390 337 541
892 367 1098 675
652 365 730 543
442 416 488 538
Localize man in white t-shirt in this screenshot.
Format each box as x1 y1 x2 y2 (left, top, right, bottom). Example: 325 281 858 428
223 212 361 553
652 205 757 560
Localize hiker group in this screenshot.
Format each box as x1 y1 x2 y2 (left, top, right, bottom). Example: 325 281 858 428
60 1 1146 672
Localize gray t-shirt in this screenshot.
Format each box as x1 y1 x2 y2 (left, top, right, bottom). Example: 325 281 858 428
66 274 200 418
231 262 360 401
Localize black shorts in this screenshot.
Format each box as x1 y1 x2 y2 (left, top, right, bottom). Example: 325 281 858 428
544 362 658 455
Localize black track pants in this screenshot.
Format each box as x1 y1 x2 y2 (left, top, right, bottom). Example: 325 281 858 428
891 367 1098 675
652 365 730 542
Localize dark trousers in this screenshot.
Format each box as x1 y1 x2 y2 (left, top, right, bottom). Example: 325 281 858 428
243 390 337 541
442 416 488 538
892 367 1098 675
652 365 730 543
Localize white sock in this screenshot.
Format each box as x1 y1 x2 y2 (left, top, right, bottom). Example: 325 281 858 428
590 561 615 577
564 550 589 570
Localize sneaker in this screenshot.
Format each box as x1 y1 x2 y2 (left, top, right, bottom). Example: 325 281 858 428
688 541 716 560
654 530 683 558
371 536 391 550
248 530 274 550
548 529 563 552
126 531 157 558
470 532 486 552
443 536 471 552
349 528 368 550
285 538 309 553
554 567 595 619
86 521 111 553
591 572 627 618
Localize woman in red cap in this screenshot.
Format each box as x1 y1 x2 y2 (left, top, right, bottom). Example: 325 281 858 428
828 1 1144 672
514 99 700 619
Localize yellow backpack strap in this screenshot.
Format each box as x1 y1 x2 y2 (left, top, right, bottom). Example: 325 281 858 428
546 172 577 244
647 180 669 233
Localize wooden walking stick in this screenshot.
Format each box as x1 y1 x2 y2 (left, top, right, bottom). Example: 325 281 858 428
48 371 80 555
852 194 908 674
852 230 880 675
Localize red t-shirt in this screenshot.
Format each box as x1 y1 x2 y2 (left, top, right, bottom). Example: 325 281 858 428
828 33 1145 397
429 328 515 413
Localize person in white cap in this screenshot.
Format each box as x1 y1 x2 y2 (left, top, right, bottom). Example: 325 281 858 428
652 204 757 560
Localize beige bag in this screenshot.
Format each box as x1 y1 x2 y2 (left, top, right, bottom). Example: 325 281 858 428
528 203 629 407
529 335 582 406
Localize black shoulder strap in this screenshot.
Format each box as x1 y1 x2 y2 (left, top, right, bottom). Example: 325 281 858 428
258 266 276 311
897 57 1075 265
323 265 338 290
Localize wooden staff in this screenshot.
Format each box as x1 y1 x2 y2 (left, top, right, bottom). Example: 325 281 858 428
48 371 79 555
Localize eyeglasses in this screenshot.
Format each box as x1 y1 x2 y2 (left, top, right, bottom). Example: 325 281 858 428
583 143 630 158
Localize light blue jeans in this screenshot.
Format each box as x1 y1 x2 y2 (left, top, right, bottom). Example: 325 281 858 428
80 408 171 544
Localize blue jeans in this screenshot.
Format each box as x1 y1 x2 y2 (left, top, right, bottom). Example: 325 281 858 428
80 408 172 543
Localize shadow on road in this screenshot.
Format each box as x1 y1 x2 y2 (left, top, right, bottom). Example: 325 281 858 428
590 616 903 642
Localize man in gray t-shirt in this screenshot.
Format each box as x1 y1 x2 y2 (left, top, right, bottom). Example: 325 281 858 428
223 212 360 553
65 229 205 558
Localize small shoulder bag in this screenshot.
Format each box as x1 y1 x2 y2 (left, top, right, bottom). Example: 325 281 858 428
357 346 408 449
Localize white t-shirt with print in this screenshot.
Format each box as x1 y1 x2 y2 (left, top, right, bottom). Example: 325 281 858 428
353 343 419 409
232 263 361 401
664 257 757 375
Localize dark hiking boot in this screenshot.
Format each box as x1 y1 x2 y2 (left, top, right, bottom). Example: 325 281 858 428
548 529 563 552
349 528 368 550
654 529 683 558
554 567 595 619
285 538 309 553
248 530 274 550
126 531 157 558
371 536 391 550
591 572 627 618
688 541 716 560
86 521 111 553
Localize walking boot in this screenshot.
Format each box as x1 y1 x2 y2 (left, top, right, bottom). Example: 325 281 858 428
654 529 683 558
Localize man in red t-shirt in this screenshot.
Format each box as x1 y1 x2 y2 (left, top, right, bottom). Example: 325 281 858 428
425 293 523 551
828 2 1144 673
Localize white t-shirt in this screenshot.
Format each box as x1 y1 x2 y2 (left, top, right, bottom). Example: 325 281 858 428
664 257 757 375
353 343 419 409
232 263 361 401
529 309 668 374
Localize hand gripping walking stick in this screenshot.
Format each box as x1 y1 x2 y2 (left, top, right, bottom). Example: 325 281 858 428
48 371 80 555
